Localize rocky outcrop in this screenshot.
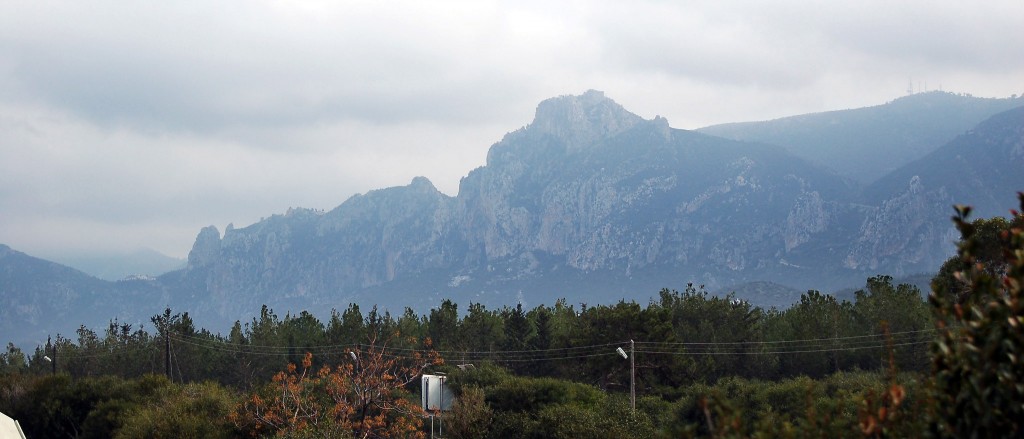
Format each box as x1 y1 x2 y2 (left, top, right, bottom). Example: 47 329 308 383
530 90 643 151
186 225 221 270
784 190 831 252
845 176 957 273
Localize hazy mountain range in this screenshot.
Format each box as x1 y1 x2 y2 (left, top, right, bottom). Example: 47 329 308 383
3 90 1022 347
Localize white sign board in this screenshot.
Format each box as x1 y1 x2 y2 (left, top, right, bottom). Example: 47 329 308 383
421 374 453 411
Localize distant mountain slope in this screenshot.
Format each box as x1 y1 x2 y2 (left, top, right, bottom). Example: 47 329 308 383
698 92 1023 184
47 248 185 281
863 106 1024 219
843 105 1024 274
0 244 165 346
0 244 106 334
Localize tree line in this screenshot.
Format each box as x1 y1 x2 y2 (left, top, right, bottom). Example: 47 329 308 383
2 274 931 388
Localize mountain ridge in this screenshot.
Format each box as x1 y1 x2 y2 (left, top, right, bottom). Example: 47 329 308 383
698 91 1024 184
3 90 1022 347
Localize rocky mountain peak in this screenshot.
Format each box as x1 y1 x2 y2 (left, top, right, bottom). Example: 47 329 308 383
186 225 221 270
529 90 644 150
409 176 438 193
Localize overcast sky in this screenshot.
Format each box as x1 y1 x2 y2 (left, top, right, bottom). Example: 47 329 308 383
1 1 1022 260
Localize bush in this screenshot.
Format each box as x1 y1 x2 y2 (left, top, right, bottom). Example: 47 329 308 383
444 386 492 439
929 197 1024 437
115 381 239 439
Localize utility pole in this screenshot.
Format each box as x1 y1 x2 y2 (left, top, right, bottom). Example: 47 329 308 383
630 339 635 413
48 336 56 376
616 341 636 413
164 320 171 380
152 308 175 380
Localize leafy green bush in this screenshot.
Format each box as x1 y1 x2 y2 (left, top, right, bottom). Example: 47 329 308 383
12 374 172 438
534 396 655 439
929 196 1024 437
485 375 604 412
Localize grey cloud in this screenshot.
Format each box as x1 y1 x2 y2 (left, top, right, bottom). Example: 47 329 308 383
1 0 1022 260
0 2 540 137
813 3 1024 72
592 1 1024 93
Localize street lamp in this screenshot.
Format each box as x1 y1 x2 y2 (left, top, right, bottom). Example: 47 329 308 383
348 351 360 372
616 340 635 413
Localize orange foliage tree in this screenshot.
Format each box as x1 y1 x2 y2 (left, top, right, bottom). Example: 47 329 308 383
231 336 443 438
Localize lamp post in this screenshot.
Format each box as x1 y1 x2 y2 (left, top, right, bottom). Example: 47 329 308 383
45 336 56 375
349 351 360 371
622 339 630 411
616 340 635 413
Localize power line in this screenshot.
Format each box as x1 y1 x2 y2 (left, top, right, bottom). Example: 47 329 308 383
632 328 935 347
635 340 932 356
167 329 624 355
48 326 940 364
165 329 933 363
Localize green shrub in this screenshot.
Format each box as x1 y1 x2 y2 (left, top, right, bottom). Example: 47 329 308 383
115 381 238 439
929 198 1024 437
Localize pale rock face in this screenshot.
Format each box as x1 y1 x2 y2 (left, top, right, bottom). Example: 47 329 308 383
1011 132 1024 161
186 225 221 270
845 176 955 272
530 90 643 151
784 191 830 252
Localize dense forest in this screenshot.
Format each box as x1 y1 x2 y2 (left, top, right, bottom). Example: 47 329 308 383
1 195 1022 437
